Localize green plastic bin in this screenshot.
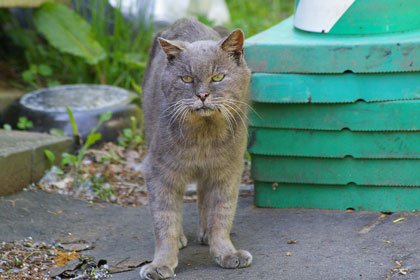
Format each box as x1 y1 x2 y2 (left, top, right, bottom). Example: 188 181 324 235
244 0 420 212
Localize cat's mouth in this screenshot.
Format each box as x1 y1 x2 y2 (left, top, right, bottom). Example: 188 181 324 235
195 107 212 111
194 105 216 116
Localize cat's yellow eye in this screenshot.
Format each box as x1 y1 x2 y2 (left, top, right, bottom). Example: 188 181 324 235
212 74 225 82
181 76 193 83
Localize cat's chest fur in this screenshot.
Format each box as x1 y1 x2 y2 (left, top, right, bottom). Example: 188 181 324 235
155 115 244 170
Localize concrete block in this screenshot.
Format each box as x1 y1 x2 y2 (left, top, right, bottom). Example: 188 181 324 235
0 130 73 196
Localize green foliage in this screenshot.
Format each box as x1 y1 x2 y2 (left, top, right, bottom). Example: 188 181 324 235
1 0 152 90
34 2 107 65
90 174 115 201
22 63 59 88
44 149 56 164
225 0 294 37
49 128 66 137
65 106 79 137
118 116 143 148
17 117 33 130
62 107 112 169
3 124 12 131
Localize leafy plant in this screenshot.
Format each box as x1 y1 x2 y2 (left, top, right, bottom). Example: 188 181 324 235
118 116 143 148
62 107 112 169
17 116 33 130
3 124 12 131
44 149 65 174
44 149 55 164
0 0 152 91
90 174 115 201
22 63 60 88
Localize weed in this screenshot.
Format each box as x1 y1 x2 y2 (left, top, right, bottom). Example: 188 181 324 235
16 116 33 130
118 116 143 148
2 124 12 131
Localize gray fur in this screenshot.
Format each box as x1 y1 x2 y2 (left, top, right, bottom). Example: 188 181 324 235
140 18 251 280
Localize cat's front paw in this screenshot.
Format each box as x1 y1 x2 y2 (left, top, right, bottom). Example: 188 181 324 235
215 250 253 269
179 234 188 249
139 263 174 280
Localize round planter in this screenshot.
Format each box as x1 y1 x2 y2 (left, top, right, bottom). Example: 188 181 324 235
3 84 142 142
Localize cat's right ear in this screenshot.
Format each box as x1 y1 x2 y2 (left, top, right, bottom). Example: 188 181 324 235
158 38 184 60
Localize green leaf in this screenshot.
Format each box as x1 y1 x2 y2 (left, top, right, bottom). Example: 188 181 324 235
99 111 112 123
38 64 52 76
54 167 64 175
49 128 65 136
130 78 142 97
90 111 112 134
34 2 106 65
47 80 61 88
17 117 32 130
85 132 102 148
119 53 146 69
62 152 76 166
44 149 55 164
3 124 12 131
22 70 34 83
65 106 79 136
122 128 133 139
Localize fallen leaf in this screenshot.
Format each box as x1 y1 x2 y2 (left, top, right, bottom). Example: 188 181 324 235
395 261 402 269
287 240 298 244
108 258 150 274
393 217 405 223
58 240 93 252
399 268 408 275
50 259 81 277
382 240 391 244
286 252 292 256
54 249 79 266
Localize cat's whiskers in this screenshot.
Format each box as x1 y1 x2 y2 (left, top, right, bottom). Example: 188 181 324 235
224 98 262 119
161 100 185 118
221 102 248 130
215 104 234 136
178 107 190 139
166 98 195 128
168 104 188 128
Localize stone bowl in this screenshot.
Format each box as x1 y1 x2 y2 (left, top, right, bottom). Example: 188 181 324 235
3 84 142 142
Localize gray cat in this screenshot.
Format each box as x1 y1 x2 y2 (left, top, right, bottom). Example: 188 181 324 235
140 18 252 280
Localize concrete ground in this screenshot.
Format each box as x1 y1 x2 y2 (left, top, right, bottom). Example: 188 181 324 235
1 190 420 280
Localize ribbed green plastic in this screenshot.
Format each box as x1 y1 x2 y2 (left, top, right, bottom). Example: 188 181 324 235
244 17 420 73
249 101 420 131
254 181 420 212
251 72 420 103
248 128 420 159
252 155 420 186
245 2 420 211
295 0 420 34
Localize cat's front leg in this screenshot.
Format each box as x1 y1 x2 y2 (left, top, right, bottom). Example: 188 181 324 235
140 176 185 280
200 174 253 269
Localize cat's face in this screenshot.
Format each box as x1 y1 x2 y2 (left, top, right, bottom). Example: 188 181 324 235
158 30 250 119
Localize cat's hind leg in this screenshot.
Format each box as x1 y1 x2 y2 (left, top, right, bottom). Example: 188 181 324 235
197 181 209 245
178 223 188 249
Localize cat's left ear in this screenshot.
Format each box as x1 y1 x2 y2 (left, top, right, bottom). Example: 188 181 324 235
219 29 244 63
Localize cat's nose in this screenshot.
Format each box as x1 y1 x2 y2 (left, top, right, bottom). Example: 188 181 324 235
196 92 209 102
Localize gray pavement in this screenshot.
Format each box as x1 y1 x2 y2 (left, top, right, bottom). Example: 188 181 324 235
1 190 420 280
